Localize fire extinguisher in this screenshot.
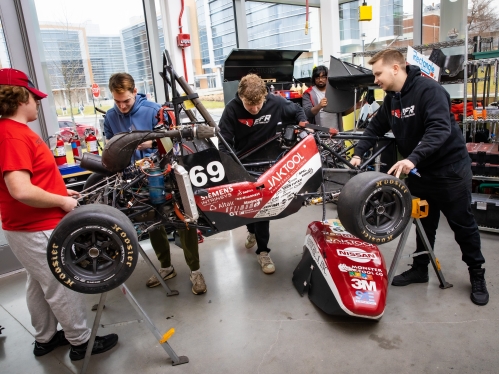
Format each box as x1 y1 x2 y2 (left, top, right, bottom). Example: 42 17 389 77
70 133 82 161
85 130 99 155
54 135 68 166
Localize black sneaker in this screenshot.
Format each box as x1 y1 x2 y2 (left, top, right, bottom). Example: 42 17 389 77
69 334 119 361
33 330 69 357
469 268 489 306
392 265 429 286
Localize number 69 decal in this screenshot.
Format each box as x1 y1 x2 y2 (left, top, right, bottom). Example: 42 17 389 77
189 161 225 187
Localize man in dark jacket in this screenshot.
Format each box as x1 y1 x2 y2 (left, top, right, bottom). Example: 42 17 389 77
219 74 307 274
350 49 488 306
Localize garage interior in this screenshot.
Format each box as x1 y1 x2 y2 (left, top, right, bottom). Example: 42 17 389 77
1 0 499 373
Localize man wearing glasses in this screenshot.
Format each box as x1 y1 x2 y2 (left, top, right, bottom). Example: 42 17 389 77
104 73 207 295
302 65 338 129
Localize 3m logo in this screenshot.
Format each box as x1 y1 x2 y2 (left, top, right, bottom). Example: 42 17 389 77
337 247 377 263
351 278 377 291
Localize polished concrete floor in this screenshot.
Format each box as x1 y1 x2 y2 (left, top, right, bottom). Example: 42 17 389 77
0 204 498 374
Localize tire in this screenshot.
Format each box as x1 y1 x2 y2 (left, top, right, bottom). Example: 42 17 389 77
337 171 412 244
83 172 106 190
47 204 139 294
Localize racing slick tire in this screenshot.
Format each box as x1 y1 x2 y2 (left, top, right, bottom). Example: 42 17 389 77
47 204 139 294
337 171 412 244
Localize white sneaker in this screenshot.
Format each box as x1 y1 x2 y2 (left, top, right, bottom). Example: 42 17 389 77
257 252 275 274
190 271 207 295
245 233 256 249
146 267 176 288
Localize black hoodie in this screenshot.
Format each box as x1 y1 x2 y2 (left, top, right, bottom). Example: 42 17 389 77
353 65 468 171
218 92 307 156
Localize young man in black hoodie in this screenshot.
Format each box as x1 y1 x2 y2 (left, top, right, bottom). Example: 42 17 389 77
350 49 488 306
218 74 308 274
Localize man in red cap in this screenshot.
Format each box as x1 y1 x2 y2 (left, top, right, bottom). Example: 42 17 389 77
0 68 119 360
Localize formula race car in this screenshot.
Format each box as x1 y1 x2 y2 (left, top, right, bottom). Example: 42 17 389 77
47 50 412 300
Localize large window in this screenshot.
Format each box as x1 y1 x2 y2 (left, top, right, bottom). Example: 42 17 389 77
340 0 414 55
34 0 156 123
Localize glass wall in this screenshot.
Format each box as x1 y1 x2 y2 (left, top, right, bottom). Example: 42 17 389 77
339 0 414 56
33 0 159 122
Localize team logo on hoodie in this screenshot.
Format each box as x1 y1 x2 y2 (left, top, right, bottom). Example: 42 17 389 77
238 114 272 127
392 105 415 119
238 119 254 127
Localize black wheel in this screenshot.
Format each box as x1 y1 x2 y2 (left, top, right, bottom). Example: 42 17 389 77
83 172 106 190
47 204 139 294
337 171 412 244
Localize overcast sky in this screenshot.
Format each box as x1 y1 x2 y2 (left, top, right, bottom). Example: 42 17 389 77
33 0 157 35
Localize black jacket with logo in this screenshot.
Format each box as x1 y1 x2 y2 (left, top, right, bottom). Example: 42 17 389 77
218 93 307 156
353 65 468 171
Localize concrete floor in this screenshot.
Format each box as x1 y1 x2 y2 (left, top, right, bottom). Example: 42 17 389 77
0 204 498 374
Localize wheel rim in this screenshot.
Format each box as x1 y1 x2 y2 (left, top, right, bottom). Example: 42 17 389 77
361 187 405 235
61 226 126 283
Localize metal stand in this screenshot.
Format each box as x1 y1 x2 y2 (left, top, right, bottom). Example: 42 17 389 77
138 244 179 296
388 217 453 289
79 283 188 374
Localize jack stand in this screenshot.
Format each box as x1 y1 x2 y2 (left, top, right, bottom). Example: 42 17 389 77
387 198 453 290
138 244 179 297
80 284 188 374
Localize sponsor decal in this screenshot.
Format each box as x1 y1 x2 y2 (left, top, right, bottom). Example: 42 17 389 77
332 239 377 248
354 291 376 305
306 235 328 276
200 186 233 201
236 192 260 201
267 153 305 189
349 271 374 281
237 189 253 196
351 278 377 291
338 263 355 272
337 247 378 263
199 186 234 205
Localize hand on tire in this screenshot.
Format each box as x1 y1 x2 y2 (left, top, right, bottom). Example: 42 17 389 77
388 159 415 178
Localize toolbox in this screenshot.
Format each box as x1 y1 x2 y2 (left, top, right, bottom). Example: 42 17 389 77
467 142 499 164
471 193 499 228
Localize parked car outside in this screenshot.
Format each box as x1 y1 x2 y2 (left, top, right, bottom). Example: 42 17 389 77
58 121 99 142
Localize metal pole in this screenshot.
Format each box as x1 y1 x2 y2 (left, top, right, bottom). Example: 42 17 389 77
80 292 107 374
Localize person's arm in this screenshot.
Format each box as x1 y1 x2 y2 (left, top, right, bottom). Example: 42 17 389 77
218 106 237 153
137 107 161 151
103 115 114 141
280 97 308 126
405 87 452 166
4 170 78 212
302 92 316 121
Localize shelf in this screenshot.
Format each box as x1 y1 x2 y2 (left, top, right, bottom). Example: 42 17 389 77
352 39 470 58
477 225 499 233
472 175 499 181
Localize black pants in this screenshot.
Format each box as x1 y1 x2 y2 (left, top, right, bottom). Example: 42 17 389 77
247 221 270 254
408 157 484 268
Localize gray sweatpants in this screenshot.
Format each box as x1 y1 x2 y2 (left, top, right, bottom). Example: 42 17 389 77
4 230 90 345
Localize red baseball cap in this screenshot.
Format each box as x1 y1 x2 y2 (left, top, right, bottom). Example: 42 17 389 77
0 68 47 99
